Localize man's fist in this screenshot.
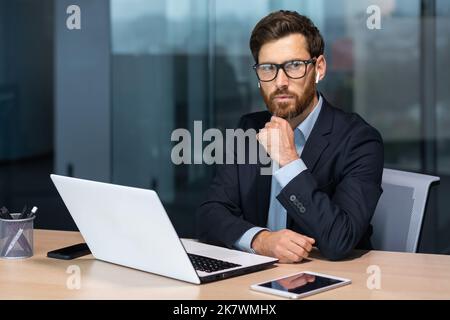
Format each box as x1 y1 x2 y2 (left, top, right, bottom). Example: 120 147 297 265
251 229 315 263
256 116 299 167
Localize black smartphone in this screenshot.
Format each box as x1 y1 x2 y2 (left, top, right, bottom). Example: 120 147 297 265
47 243 91 260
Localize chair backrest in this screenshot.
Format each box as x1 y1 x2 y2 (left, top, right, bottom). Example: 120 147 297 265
371 168 440 253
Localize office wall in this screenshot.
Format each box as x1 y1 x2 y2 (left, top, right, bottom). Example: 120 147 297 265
0 0 53 160
54 0 111 182
434 0 450 253
112 55 175 202
0 1 5 84
110 1 212 236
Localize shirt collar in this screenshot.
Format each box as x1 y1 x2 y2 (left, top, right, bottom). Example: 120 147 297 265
297 92 323 142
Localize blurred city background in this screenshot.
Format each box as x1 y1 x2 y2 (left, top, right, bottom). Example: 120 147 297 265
0 0 449 254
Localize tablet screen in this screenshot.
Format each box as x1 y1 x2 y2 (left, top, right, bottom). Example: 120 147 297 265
259 272 344 295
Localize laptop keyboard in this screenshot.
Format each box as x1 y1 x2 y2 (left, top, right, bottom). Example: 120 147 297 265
188 253 242 273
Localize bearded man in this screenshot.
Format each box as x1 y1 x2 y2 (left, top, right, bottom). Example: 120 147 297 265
197 10 384 262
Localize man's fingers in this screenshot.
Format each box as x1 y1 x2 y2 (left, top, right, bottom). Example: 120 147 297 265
291 238 312 253
306 236 315 244
287 234 312 252
271 116 290 129
302 237 313 252
280 248 302 263
273 241 302 263
285 240 309 259
257 129 266 140
270 116 286 124
265 122 280 130
289 233 315 252
268 231 315 263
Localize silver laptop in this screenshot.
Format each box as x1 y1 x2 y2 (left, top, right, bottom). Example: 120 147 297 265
50 174 277 284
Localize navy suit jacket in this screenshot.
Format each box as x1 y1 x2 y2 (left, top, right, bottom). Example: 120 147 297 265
196 96 384 260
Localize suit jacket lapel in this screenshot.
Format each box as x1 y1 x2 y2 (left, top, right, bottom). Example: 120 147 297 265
301 98 334 172
287 98 334 230
252 112 272 227
256 162 271 227
253 100 334 228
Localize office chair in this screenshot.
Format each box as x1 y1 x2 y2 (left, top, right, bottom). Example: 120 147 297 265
370 168 440 253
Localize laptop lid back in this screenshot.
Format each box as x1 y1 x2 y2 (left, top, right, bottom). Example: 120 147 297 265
50 174 200 284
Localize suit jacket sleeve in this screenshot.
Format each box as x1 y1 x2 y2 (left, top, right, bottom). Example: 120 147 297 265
196 116 256 248
276 123 384 261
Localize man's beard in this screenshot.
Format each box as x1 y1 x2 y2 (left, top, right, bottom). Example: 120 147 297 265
263 77 316 120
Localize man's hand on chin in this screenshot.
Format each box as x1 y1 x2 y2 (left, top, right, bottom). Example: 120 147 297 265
256 116 299 167
251 229 316 263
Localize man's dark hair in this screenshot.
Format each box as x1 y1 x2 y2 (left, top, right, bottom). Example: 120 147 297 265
250 10 324 63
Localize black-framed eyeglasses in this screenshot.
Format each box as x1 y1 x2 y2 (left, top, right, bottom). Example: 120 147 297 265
253 58 316 82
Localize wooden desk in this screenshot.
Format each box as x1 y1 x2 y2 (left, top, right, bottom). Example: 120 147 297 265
1 230 450 299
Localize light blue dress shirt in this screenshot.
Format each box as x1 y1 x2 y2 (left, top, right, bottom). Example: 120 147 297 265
234 94 323 253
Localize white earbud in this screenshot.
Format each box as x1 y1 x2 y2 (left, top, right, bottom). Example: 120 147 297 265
257 82 261 88
315 72 320 84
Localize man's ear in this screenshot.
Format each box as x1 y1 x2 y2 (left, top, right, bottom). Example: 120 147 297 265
315 55 327 82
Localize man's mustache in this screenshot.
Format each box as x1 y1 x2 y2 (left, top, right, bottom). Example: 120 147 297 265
270 90 298 100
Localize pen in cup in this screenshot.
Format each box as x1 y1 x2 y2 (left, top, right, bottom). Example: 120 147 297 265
0 206 37 257
28 206 38 218
18 205 28 220
0 206 12 220
5 228 24 256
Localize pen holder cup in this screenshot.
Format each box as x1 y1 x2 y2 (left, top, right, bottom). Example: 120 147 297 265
0 214 35 259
